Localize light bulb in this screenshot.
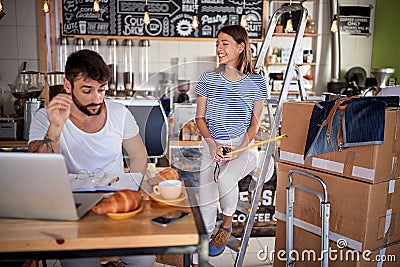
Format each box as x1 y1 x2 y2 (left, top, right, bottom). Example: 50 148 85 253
93 0 100 12
285 18 293 33
240 14 247 28
192 15 199 29
42 0 49 13
0 1 3 12
143 5 150 25
331 15 338 33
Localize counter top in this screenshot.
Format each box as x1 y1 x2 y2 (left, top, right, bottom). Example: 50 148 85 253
0 140 28 147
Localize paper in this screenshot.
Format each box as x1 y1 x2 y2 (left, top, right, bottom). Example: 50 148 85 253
69 173 143 192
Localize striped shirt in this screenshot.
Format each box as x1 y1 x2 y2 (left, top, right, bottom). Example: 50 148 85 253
195 70 269 140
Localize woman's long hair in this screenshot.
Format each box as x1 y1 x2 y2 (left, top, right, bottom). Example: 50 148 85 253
217 25 256 75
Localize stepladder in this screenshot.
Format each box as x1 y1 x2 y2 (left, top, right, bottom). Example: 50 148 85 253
286 170 331 267
228 3 310 267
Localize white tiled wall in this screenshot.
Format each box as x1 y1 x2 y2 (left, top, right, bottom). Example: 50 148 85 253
0 0 376 115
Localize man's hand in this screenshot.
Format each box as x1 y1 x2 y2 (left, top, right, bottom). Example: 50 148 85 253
46 93 72 129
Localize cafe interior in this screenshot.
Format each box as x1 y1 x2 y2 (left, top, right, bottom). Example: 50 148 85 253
0 0 399 266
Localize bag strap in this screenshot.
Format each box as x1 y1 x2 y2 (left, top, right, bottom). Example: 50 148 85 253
319 96 358 140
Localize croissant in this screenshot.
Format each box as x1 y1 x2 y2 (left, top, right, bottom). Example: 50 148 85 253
149 167 180 186
92 190 143 214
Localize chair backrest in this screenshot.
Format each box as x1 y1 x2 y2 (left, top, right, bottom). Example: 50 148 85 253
124 100 168 158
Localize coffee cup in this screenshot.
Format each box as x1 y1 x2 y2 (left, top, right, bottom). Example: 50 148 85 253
153 180 182 200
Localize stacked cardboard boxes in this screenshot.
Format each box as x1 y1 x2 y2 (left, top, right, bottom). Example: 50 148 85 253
274 101 400 266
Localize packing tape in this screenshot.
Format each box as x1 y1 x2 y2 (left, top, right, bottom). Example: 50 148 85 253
279 151 304 165
376 247 387 267
312 157 344 174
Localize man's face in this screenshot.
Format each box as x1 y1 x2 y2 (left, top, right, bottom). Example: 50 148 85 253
65 75 107 116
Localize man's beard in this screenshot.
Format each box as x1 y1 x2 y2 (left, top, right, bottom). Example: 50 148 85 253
72 91 103 116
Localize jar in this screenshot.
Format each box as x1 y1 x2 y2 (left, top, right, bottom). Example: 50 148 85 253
138 39 150 89
58 37 69 72
306 19 317 34
306 50 313 63
89 38 101 54
107 39 118 90
303 50 313 63
122 39 134 90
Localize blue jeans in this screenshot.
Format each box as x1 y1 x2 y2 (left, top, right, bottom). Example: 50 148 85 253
304 97 387 159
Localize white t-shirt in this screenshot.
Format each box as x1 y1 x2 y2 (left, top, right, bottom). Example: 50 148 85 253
28 100 139 175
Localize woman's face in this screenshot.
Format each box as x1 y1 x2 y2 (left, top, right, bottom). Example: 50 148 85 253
216 32 244 69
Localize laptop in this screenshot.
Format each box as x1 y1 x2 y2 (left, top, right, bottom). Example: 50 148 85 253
0 152 103 221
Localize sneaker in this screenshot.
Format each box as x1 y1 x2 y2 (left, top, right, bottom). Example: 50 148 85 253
209 227 231 257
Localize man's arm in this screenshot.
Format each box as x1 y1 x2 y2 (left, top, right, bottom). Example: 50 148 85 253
28 94 72 153
123 134 148 175
28 135 60 153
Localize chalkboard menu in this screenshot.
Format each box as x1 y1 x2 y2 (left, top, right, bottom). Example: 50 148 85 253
62 0 264 39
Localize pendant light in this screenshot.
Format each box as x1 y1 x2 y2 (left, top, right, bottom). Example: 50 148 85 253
330 14 338 33
240 0 247 28
42 0 50 13
192 3 199 29
285 0 294 33
143 0 150 25
192 0 199 29
93 0 100 13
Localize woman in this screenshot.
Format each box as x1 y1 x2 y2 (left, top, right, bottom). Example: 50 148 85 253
194 24 269 262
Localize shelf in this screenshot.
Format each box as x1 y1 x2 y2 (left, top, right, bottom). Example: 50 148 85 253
273 33 319 37
266 62 317 66
270 91 315 96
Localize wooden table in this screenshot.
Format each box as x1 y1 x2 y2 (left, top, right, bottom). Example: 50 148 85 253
0 182 208 266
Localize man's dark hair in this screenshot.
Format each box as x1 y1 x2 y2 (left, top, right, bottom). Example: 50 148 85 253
65 49 110 87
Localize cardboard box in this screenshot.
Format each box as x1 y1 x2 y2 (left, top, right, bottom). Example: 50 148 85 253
279 101 400 183
274 220 400 267
275 162 400 252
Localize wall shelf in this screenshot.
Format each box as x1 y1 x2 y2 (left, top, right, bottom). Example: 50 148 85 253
265 62 317 66
273 33 319 37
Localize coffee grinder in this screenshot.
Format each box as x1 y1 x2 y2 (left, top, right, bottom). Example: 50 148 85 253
22 71 45 140
371 68 395 95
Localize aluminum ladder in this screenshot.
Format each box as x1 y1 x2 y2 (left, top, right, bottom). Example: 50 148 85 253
286 170 330 267
232 4 309 267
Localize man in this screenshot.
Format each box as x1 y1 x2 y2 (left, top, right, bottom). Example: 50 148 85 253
28 49 154 267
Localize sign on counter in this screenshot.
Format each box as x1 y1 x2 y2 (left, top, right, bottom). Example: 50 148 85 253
62 0 264 39
338 5 372 36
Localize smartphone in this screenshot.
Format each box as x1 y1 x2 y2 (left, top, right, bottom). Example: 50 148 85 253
151 210 190 227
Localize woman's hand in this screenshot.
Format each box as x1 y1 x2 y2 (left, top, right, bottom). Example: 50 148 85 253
205 138 219 160
215 145 241 162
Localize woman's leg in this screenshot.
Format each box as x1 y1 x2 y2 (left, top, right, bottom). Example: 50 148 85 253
217 149 258 227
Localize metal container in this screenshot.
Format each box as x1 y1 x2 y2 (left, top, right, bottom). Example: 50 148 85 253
122 39 134 90
23 99 43 140
107 39 118 90
138 39 150 89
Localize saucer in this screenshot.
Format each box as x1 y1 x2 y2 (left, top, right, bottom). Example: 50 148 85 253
106 204 144 219
149 190 188 205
